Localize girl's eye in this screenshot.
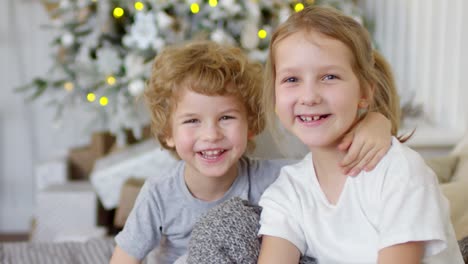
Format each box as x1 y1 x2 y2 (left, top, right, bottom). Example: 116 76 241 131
284 77 298 83
220 115 234 121
183 119 198 124
322 74 338 81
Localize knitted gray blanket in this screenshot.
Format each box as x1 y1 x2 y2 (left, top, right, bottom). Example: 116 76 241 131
187 197 317 264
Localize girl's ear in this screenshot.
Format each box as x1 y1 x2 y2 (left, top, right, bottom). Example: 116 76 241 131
359 83 375 108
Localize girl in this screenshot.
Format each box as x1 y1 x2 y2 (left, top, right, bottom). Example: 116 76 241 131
258 6 463 264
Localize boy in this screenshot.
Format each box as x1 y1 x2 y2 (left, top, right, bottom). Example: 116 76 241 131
110 40 391 264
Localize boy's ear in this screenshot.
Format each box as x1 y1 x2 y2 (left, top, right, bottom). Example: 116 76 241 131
247 130 255 140
165 136 175 148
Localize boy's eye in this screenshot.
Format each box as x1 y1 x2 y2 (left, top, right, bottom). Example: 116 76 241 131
220 115 234 121
183 119 199 124
322 74 338 81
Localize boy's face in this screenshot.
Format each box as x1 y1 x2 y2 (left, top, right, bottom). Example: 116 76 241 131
166 88 250 180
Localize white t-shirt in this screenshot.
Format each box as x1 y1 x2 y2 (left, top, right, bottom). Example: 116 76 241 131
259 138 463 263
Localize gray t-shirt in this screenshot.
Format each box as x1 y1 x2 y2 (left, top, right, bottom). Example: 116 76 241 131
115 156 292 263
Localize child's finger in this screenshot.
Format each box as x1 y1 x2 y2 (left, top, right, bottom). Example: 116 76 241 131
341 144 370 175
340 139 366 167
364 149 387 171
345 147 378 176
338 131 354 151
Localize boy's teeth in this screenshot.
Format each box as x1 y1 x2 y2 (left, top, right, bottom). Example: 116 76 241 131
201 150 223 157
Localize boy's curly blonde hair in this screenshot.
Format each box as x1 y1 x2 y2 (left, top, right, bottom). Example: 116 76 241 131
144 40 264 157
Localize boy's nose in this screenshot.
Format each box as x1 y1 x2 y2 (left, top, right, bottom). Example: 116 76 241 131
202 124 223 141
300 85 322 105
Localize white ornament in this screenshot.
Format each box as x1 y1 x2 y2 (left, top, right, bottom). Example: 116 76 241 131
128 79 145 97
156 11 173 30
279 7 291 24
61 32 74 47
124 54 146 79
96 47 122 75
211 29 235 45
241 20 259 50
125 12 158 50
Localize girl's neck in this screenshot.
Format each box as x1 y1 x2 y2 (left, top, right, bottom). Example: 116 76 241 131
184 165 238 202
310 146 347 204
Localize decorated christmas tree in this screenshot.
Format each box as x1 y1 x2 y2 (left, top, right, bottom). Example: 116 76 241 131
19 0 370 142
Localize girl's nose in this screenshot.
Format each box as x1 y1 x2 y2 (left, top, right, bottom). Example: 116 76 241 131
300 84 322 106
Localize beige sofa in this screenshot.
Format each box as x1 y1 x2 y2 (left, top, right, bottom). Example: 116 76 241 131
426 134 468 240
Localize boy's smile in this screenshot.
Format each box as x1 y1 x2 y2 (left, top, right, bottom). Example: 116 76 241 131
166 88 250 187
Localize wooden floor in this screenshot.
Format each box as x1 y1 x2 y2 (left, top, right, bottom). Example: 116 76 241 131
0 233 29 242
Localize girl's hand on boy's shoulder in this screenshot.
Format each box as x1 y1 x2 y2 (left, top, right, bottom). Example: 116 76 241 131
338 112 392 176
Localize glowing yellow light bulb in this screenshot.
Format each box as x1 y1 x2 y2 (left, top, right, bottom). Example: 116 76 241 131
190 3 200 14
64 82 74 91
294 3 304 12
258 29 267 39
208 0 217 7
99 96 109 106
134 1 144 11
106 76 116 85
87 93 96 102
113 7 124 18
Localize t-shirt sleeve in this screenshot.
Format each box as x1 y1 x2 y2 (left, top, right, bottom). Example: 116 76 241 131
258 170 307 254
377 153 448 257
248 158 296 203
114 180 163 260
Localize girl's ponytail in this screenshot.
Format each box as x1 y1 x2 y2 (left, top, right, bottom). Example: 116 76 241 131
371 50 401 137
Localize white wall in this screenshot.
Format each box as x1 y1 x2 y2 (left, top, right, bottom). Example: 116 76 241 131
0 0 92 233
361 0 468 147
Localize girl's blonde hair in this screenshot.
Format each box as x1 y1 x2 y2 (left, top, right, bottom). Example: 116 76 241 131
145 40 264 157
263 5 401 138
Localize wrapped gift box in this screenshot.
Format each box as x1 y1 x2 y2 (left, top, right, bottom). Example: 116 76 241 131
32 181 102 242
91 140 177 209
35 156 68 191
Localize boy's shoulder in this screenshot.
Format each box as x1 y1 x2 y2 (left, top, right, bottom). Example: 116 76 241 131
143 159 185 193
240 156 295 172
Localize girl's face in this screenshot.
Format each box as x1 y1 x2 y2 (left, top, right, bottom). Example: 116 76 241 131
274 31 366 150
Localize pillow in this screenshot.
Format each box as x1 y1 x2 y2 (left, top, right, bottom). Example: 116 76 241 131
452 154 468 182
425 155 459 183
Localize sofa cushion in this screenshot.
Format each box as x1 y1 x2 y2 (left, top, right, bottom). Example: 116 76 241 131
453 154 468 182
425 156 459 183
440 181 468 240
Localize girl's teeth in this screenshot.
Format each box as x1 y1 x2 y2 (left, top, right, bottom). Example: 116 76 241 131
301 115 321 121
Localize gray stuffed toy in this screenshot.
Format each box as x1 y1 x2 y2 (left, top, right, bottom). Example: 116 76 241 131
186 197 317 264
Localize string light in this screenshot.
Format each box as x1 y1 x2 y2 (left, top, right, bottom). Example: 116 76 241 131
106 76 116 85
294 3 304 12
190 3 200 14
208 0 218 7
87 93 96 102
113 7 124 18
134 1 144 11
258 29 267 39
64 82 74 91
99 96 109 106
